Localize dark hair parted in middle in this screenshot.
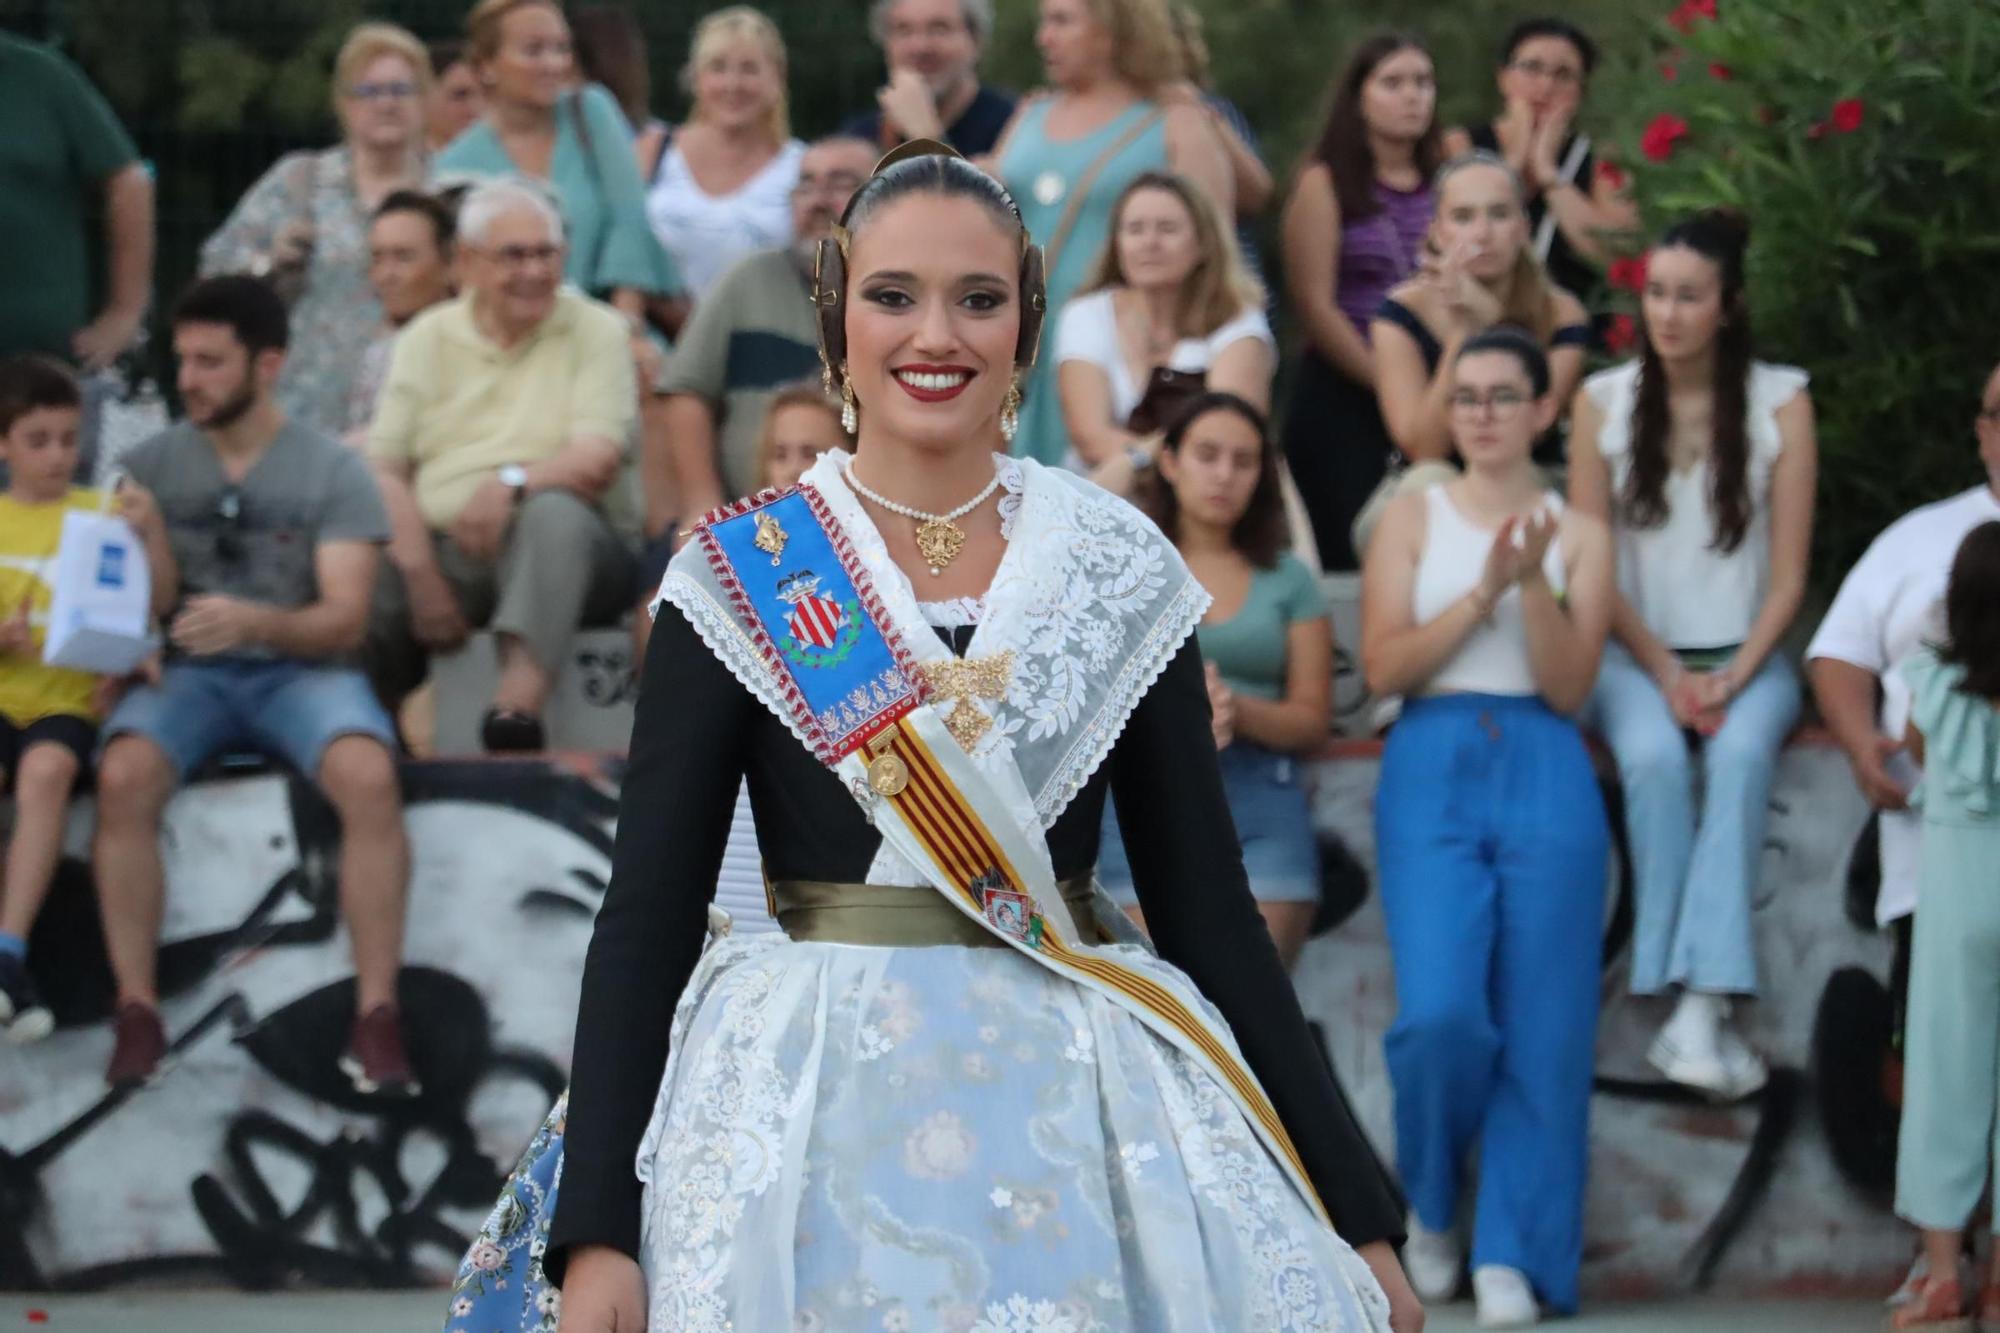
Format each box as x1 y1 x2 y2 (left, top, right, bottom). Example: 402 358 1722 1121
814 144 1047 385
1309 31 1443 221
1143 390 1289 569
1940 520 2000 700
1623 208 1756 553
1456 324 1552 397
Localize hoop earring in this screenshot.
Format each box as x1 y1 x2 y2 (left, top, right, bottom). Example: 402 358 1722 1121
999 376 1022 444
839 367 858 435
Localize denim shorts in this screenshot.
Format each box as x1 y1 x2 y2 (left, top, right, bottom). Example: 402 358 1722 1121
1099 742 1322 904
103 658 396 780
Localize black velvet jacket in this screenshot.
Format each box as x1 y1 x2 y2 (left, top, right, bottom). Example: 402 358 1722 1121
546 607 1405 1282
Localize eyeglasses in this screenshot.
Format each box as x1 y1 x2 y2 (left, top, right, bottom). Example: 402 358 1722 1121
1448 388 1532 417
888 19 969 40
214 485 245 564
793 172 866 200
485 243 563 268
348 81 420 102
1507 59 1582 87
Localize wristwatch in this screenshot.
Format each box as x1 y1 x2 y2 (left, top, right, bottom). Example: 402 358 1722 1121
498 464 529 504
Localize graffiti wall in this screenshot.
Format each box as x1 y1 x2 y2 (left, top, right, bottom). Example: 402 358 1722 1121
0 743 1910 1297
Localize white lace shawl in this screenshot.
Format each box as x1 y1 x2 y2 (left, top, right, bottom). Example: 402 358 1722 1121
655 453 1209 886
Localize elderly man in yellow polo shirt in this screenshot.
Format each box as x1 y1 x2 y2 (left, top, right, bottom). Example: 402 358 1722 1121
365 179 638 752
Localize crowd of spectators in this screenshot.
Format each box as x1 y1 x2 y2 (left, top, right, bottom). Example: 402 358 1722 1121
2 1 1998 1326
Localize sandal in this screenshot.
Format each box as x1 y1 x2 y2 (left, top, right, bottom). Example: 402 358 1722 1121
480 708 546 754
1890 1275 1971 1331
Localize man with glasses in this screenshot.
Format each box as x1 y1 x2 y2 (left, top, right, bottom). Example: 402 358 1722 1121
364 180 638 753
654 136 877 538
94 275 416 1097
842 0 1016 157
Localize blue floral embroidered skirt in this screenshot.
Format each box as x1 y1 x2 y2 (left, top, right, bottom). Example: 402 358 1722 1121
448 936 1391 1332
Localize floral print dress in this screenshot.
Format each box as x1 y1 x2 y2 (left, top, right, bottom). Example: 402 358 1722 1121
200 146 409 437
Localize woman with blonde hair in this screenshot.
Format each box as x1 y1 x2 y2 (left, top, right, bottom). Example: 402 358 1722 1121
1055 170 1270 481
437 0 679 329
644 6 805 300
993 0 1233 466
1371 152 1589 470
201 22 432 435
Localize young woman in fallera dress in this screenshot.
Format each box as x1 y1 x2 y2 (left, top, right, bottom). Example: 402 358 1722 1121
446 144 1422 1333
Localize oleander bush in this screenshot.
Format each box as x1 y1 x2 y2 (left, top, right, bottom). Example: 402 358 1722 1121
1598 0 2000 592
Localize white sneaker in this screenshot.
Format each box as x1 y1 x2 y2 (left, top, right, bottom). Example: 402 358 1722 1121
1715 1024 1769 1099
1403 1214 1462 1303
1473 1265 1540 1328
1648 992 1736 1099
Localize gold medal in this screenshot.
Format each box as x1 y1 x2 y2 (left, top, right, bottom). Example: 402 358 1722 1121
867 752 910 797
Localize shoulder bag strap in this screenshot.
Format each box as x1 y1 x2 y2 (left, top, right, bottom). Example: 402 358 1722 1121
1041 106 1167 278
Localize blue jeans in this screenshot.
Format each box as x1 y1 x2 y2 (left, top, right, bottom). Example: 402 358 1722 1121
1376 694 1609 1313
103 659 396 780
1097 742 1321 905
1586 645 1799 996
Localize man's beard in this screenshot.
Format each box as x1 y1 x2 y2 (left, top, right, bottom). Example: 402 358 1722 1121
191 377 259 430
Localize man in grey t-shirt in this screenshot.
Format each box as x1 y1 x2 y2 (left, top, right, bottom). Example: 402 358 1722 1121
94 276 418 1099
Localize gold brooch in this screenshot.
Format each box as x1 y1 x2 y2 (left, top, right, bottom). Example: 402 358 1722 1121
753 510 788 566
917 650 1015 751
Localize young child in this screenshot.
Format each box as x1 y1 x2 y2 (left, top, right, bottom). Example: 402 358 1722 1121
1893 519 2000 1330
0 355 162 1040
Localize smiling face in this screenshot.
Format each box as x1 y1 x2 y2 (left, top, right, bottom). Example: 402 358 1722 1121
1435 162 1528 281
1036 0 1112 91
1113 185 1200 293
340 52 425 153
1641 243 1727 364
464 206 564 332
1359 45 1437 145
368 209 454 324
1448 348 1552 468
692 34 783 135
1160 405 1264 531
485 3 573 112
1498 33 1587 119
884 0 981 100
843 192 1022 454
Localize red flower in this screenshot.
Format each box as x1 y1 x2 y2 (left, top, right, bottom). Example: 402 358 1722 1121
1641 113 1690 162
1605 315 1638 354
1660 60 1681 82
1832 98 1866 132
1608 254 1650 294
1668 0 1718 32
1709 62 1733 81
1598 159 1628 191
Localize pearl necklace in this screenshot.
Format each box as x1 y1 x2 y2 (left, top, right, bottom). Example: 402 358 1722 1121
843 456 1004 575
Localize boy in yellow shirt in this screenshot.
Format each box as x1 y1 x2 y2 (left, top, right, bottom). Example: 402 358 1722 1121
0 355 164 1040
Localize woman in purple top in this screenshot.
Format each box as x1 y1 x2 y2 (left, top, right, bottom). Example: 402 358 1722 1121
1278 32 1440 569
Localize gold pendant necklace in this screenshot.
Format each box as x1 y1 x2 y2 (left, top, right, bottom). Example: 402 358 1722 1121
844 459 1005 576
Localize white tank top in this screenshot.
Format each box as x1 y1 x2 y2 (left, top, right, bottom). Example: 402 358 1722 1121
645 138 805 299
1411 485 1568 698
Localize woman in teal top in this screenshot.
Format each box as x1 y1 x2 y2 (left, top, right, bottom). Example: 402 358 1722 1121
993 0 1233 468
1098 392 1334 968
438 0 678 324
1890 520 2000 1331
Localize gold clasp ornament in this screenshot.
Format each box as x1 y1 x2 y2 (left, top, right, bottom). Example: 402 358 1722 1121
753 510 788 566
917 650 1015 750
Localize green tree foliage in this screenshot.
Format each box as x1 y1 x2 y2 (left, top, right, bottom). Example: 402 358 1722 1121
1599 0 2000 591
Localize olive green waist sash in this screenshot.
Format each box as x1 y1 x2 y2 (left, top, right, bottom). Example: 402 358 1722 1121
770 876 1098 948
